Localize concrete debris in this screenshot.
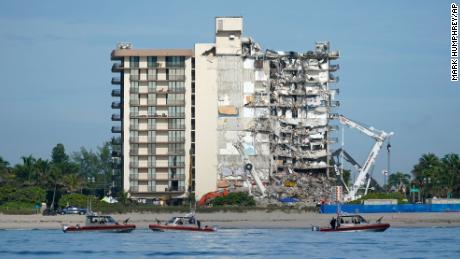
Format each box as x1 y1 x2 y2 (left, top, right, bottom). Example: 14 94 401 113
217 31 340 203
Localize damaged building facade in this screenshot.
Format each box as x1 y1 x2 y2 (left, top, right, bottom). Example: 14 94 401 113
111 17 340 204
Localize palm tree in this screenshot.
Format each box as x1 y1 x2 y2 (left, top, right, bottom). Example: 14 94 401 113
388 172 411 194
15 155 37 185
63 174 84 193
0 156 12 184
48 165 63 210
412 153 442 198
440 154 460 198
34 159 51 187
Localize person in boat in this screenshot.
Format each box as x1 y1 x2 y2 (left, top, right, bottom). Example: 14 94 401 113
330 217 337 229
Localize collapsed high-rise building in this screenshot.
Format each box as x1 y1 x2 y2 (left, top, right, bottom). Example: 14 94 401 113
111 17 339 204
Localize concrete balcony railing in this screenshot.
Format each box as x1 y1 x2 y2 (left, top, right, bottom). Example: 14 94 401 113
111 63 124 72
111 126 122 133
166 75 185 81
111 77 121 85
111 114 121 121
111 89 121 97
111 151 121 157
111 102 121 109
130 75 140 81
111 137 121 145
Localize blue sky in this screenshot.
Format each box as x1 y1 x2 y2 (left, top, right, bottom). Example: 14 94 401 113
0 0 458 183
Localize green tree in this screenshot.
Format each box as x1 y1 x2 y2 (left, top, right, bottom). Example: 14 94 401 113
388 171 411 194
0 156 13 184
48 165 64 210
63 174 84 193
34 159 51 187
412 153 442 198
51 143 69 165
440 153 460 198
14 155 37 185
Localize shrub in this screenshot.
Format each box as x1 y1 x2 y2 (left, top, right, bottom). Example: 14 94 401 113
0 201 37 215
0 185 46 205
347 192 409 204
211 192 256 207
58 193 99 208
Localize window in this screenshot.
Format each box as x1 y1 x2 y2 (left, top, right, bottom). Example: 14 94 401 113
167 68 185 81
129 56 139 68
148 143 156 155
166 56 185 67
148 82 156 92
168 82 185 92
148 107 156 116
129 131 138 142
148 119 155 130
148 131 156 141
130 94 139 105
147 57 157 67
169 155 184 166
168 143 184 153
148 93 156 105
167 94 184 105
168 131 184 141
130 69 140 80
130 81 139 93
168 106 185 117
130 107 139 116
148 69 156 80
148 156 156 167
168 119 185 129
130 119 138 129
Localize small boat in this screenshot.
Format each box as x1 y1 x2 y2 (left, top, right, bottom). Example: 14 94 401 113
149 213 216 232
62 215 136 233
313 214 390 232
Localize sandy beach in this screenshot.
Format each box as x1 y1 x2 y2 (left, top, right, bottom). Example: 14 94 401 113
1 211 460 230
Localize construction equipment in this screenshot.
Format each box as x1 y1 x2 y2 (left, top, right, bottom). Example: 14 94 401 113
197 189 230 206
233 141 267 198
337 115 393 201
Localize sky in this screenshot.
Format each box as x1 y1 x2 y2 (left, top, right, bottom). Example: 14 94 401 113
0 0 458 184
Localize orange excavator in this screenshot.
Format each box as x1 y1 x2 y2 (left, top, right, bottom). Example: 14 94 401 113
197 189 230 206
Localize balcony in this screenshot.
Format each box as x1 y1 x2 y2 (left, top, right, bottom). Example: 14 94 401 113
111 151 121 157
169 174 186 180
111 89 121 97
166 186 186 192
111 114 121 121
111 137 121 145
111 102 121 109
130 75 140 81
112 63 124 72
147 75 158 81
166 75 185 81
112 161 122 169
329 64 340 72
166 63 185 68
111 126 122 133
111 77 121 85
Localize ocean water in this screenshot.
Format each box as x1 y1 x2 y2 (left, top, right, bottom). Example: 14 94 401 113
0 227 459 258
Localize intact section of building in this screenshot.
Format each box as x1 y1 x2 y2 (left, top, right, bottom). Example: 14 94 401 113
111 47 193 203
111 17 339 203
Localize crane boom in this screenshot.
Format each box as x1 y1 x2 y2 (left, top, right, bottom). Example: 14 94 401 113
233 142 267 197
338 115 393 201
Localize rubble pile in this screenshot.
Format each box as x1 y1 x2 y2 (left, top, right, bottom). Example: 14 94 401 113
262 173 335 206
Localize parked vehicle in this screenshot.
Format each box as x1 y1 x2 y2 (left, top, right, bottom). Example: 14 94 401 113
57 206 87 215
